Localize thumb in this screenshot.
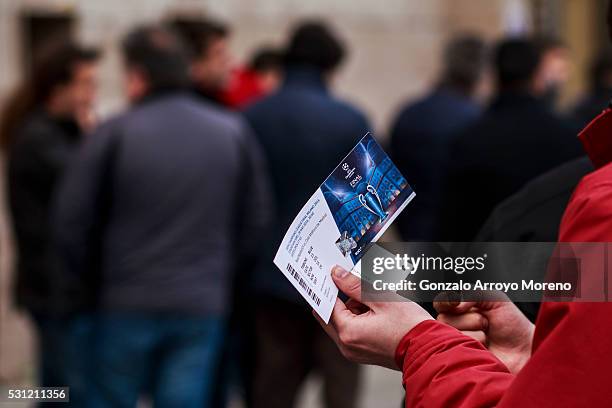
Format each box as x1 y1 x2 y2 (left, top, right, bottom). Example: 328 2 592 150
331 266 363 303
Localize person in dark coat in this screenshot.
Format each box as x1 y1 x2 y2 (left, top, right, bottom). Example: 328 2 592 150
53 26 271 407
531 36 571 110
476 156 593 321
476 156 592 243
572 50 612 128
169 17 233 107
438 38 583 242
390 35 488 241
244 21 370 408
170 18 265 407
0 41 99 399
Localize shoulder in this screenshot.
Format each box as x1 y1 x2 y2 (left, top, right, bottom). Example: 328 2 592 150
537 107 581 135
509 156 592 209
244 90 291 118
83 111 128 148
479 157 593 240
394 94 438 120
568 161 612 196
126 94 248 136
395 94 480 132
174 96 256 146
9 114 72 162
559 162 612 242
14 113 57 145
247 90 369 128
331 96 369 124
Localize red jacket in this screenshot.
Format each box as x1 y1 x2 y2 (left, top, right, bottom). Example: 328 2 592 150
220 68 267 109
396 108 612 407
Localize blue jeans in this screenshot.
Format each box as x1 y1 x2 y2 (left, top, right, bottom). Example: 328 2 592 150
31 313 95 407
88 314 224 408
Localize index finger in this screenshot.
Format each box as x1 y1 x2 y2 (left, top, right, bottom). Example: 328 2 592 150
313 309 340 344
433 292 476 314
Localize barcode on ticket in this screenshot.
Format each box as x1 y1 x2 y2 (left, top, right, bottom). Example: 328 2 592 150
286 264 321 306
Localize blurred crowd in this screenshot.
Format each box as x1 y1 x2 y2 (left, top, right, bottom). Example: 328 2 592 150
0 13 611 408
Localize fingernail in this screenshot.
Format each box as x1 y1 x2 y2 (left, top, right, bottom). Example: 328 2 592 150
333 266 349 278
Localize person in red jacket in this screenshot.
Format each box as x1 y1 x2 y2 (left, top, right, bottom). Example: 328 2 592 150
220 47 283 109
316 108 612 406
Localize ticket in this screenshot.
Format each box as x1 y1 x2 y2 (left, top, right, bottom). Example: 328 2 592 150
273 133 416 322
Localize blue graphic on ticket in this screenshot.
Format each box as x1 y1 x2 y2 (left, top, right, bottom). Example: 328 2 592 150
273 133 415 322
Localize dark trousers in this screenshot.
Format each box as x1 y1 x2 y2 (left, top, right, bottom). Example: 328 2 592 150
88 313 224 408
252 297 360 408
31 313 95 407
209 313 255 407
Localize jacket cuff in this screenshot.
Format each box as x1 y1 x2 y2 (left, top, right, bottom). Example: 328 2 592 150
394 319 441 369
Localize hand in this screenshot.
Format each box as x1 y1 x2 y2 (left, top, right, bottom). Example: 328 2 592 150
314 266 433 370
435 295 534 374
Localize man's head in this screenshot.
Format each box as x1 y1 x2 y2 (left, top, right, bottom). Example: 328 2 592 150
169 18 232 92
284 21 346 77
493 38 541 93
440 35 488 97
0 41 100 147
121 25 190 102
532 37 570 103
249 47 283 93
34 42 100 118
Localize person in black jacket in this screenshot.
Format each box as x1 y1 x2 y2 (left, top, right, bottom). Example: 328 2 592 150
572 50 612 128
245 21 370 408
477 156 592 243
438 38 583 242
476 156 593 321
390 35 488 241
0 41 99 399
169 17 233 107
53 26 271 407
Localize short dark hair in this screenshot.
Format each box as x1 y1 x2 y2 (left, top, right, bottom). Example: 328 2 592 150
0 41 99 148
122 25 190 92
32 41 100 102
440 35 488 94
284 21 345 72
168 18 229 59
249 47 283 73
494 38 541 90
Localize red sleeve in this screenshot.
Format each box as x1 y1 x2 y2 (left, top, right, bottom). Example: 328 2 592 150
397 321 513 408
397 170 612 407
558 167 612 243
495 302 612 407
